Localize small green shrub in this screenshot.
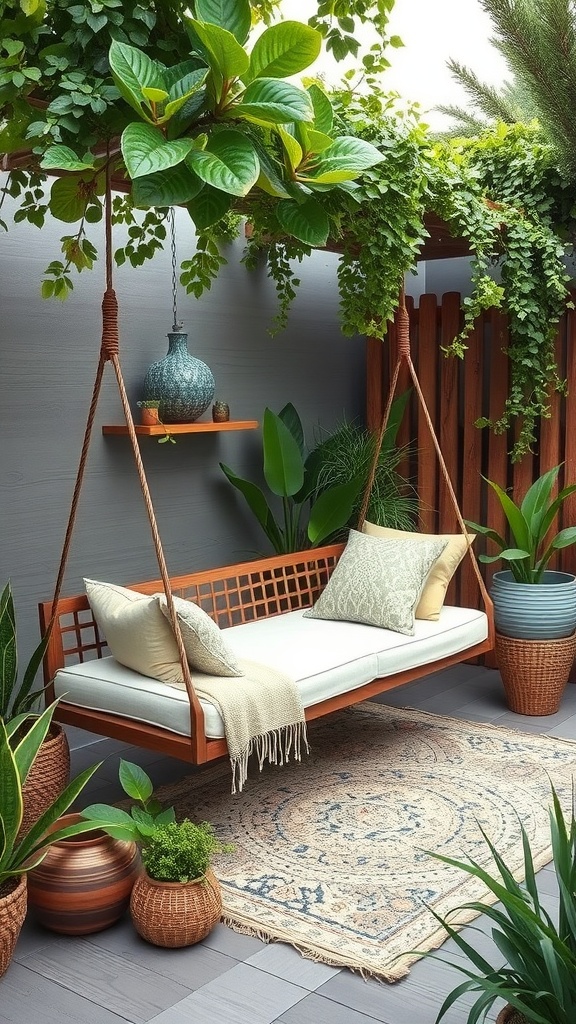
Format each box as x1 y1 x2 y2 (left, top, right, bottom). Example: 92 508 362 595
141 820 233 884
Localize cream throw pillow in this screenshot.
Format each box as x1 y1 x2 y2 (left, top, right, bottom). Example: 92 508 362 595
303 529 448 635
156 593 243 677
361 523 475 620
84 579 183 684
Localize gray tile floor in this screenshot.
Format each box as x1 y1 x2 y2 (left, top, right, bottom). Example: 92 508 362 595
4 665 575 1024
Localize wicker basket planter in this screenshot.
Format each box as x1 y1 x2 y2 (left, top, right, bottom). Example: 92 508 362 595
495 1006 529 1024
130 867 222 948
0 875 27 978
495 631 576 715
19 722 70 839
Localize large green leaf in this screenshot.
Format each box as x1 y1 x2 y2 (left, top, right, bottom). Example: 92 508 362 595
219 463 284 551
0 582 17 720
118 758 153 803
262 408 305 498
299 136 384 184
49 175 87 222
163 68 208 122
308 476 363 546
233 78 314 125
40 145 95 172
121 123 194 179
186 186 231 230
276 198 330 246
307 83 333 134
187 129 259 196
253 143 293 198
486 478 531 552
0 718 21 870
195 0 251 43
132 165 203 207
81 803 138 841
108 40 164 122
245 21 321 85
279 402 305 456
186 18 249 79
277 125 303 173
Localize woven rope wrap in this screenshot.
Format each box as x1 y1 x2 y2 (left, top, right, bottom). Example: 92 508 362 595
100 288 119 358
495 631 576 715
0 876 27 977
130 867 222 947
396 298 411 359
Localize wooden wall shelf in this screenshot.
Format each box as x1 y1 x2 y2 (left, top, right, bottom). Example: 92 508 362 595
102 420 258 436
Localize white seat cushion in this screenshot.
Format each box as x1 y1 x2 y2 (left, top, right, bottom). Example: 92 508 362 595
53 606 488 740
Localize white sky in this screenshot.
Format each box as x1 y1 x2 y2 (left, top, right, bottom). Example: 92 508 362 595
281 0 510 128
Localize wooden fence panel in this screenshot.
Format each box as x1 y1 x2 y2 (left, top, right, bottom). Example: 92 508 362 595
366 290 575 610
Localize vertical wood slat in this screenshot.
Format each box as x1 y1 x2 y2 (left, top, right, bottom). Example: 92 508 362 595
366 337 384 432
417 294 439 533
485 309 510 560
460 314 484 611
562 304 576 575
438 293 462 536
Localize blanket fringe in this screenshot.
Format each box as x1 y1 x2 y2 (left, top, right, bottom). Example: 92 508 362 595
230 721 309 794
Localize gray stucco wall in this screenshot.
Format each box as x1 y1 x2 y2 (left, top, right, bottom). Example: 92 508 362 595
1 182 365 660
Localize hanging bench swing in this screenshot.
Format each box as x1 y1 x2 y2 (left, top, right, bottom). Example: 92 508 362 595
39 165 494 773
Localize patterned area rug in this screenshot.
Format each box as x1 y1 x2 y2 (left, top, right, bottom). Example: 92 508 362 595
158 704 576 981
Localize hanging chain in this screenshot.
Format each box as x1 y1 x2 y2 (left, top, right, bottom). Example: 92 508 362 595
169 208 183 331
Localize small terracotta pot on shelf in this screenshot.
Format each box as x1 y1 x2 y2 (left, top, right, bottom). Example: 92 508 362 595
139 404 161 426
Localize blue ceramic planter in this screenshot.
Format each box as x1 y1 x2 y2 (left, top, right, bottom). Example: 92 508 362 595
491 569 576 639
143 332 215 424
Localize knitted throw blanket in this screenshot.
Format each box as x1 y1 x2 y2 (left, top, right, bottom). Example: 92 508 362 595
169 658 309 792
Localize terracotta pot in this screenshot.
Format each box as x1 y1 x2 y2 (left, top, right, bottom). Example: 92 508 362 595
0 876 27 977
130 866 222 947
140 406 161 426
20 722 70 839
27 814 140 935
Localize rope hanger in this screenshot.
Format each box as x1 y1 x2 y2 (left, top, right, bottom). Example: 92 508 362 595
356 288 490 607
48 156 201 738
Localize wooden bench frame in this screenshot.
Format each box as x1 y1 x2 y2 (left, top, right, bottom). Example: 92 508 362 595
39 544 495 766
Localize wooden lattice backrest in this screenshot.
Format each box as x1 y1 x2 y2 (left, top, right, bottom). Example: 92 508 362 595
39 544 344 683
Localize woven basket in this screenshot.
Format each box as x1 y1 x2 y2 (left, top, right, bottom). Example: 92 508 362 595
495 631 576 716
496 1006 529 1024
130 867 222 948
0 875 27 978
20 723 70 839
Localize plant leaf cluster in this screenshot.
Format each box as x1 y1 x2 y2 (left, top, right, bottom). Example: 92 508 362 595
465 463 576 583
0 580 49 725
419 783 576 1024
140 819 233 883
0 700 102 886
82 758 176 842
220 396 415 555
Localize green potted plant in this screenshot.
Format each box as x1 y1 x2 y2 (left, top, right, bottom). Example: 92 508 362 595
466 465 576 715
1 580 70 835
466 464 576 639
0 700 102 976
82 760 233 948
421 783 576 1024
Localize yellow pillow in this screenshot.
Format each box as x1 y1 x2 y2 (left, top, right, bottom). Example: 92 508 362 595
361 523 475 620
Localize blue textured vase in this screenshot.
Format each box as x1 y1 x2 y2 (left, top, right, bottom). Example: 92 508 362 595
143 332 215 423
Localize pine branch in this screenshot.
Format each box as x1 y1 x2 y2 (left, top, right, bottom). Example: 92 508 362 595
446 59 520 123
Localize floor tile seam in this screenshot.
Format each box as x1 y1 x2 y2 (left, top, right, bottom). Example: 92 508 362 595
17 939 195 1017
83 932 241 985
6 960 137 1023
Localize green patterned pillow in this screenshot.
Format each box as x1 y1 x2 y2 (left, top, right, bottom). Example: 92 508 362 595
303 529 449 635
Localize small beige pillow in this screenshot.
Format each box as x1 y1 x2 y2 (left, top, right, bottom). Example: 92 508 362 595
361 522 475 620
155 593 243 677
303 529 448 635
84 579 183 684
